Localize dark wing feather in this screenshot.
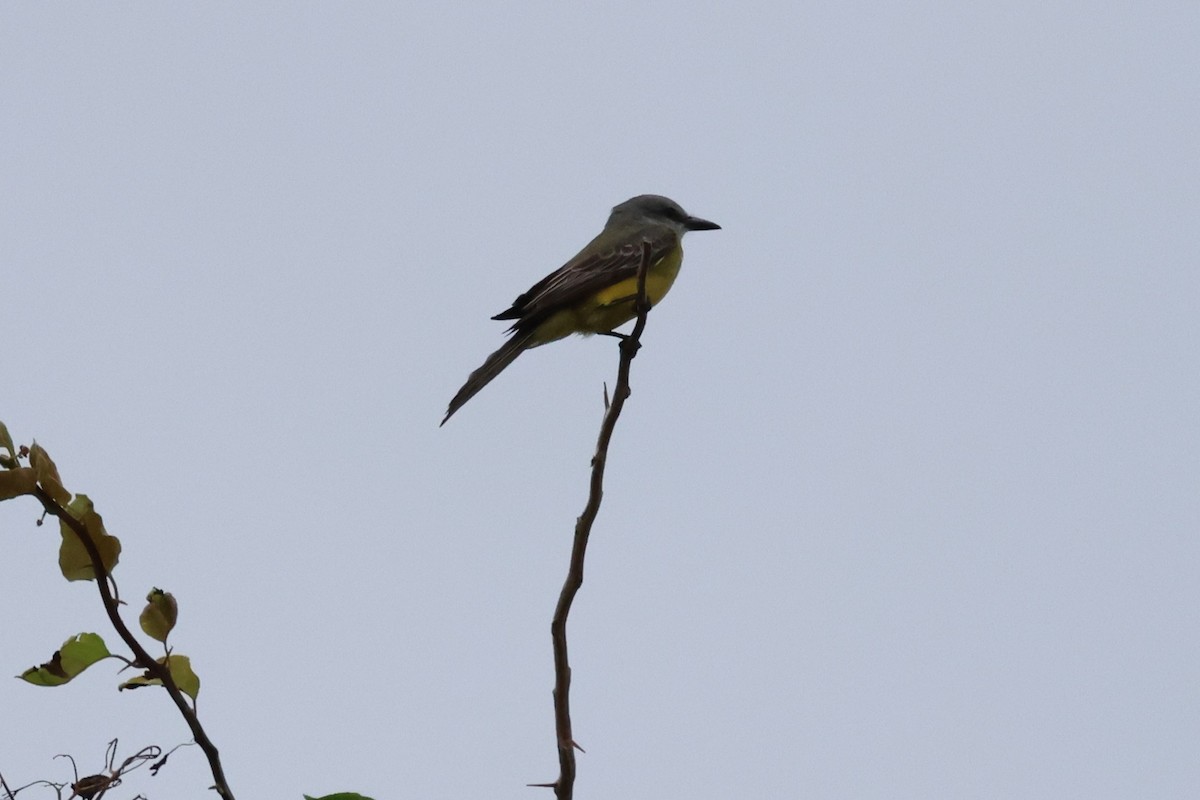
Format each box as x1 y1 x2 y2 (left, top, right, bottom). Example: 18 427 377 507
492 227 679 329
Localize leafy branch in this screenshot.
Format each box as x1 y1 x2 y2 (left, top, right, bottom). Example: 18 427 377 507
0 427 234 800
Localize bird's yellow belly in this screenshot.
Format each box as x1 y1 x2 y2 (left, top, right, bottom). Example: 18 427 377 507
531 253 683 344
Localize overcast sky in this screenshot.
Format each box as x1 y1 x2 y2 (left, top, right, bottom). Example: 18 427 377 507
3 3 1198 798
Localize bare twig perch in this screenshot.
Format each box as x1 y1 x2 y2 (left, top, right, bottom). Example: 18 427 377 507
537 241 654 799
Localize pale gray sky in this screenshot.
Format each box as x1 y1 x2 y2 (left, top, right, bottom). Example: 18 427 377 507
3 3 1198 798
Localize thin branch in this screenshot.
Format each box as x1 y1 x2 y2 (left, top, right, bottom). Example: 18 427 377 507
543 241 654 799
30 488 236 800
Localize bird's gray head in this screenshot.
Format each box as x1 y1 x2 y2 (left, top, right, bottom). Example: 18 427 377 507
608 194 721 235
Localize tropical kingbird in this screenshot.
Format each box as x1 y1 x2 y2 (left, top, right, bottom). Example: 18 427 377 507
441 194 720 425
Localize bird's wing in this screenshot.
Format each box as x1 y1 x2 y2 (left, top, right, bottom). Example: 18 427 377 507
492 226 680 326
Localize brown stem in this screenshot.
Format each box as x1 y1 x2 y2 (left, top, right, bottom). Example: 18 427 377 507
544 241 654 799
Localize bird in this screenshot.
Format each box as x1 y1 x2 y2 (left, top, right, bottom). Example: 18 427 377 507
441 194 720 425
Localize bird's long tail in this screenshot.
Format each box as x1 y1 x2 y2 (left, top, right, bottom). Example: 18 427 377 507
441 329 537 425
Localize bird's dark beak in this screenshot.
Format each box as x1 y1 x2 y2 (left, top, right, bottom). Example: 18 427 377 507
685 215 721 231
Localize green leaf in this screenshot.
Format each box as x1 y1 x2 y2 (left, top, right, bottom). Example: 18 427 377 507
139 588 178 642
28 440 70 506
19 633 111 686
58 494 122 581
118 654 201 701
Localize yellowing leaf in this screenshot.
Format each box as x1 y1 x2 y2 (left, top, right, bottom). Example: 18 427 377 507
0 467 36 501
19 633 111 686
166 654 200 700
118 654 201 701
29 441 70 506
139 588 179 642
58 494 122 581
0 421 16 468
